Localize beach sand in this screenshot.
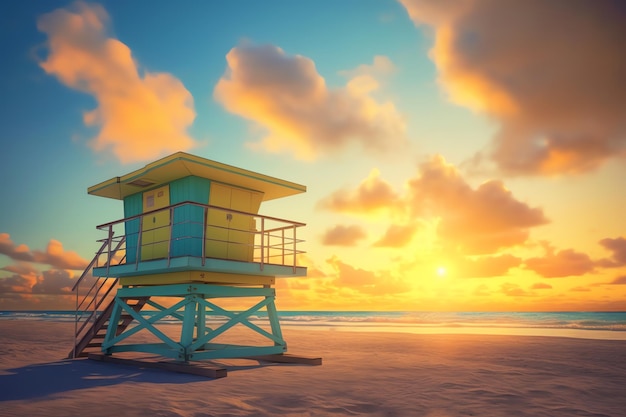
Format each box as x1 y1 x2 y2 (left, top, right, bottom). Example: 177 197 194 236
1 321 625 417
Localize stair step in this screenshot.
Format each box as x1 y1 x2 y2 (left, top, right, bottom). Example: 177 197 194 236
71 294 151 358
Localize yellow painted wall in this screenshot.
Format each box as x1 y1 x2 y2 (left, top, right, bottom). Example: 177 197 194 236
141 185 170 260
205 183 263 261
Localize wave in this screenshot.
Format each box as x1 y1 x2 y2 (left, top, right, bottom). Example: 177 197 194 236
275 312 626 331
2 310 625 331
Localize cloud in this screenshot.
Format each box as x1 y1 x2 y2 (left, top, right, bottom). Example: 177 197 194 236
0 273 37 295
500 283 532 297
407 155 548 254
454 254 521 278
1 263 39 275
318 155 548 254
0 233 34 262
31 269 75 295
37 1 196 163
0 269 80 310
318 168 399 214
340 55 396 79
608 276 626 285
531 282 552 290
214 44 406 160
321 225 367 246
473 284 490 296
373 223 417 248
0 233 88 270
589 275 626 287
34 239 89 270
400 0 626 175
597 236 626 267
326 256 411 295
0 269 75 296
524 246 595 278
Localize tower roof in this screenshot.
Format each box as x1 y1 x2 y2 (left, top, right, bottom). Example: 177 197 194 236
88 152 306 201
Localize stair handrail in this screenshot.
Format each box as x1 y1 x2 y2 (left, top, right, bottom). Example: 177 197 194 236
72 240 108 292
72 232 126 359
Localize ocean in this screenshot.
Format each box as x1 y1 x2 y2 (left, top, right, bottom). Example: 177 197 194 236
2 310 626 340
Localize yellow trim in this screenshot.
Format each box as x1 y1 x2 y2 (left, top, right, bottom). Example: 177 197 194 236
88 152 305 201
119 271 276 286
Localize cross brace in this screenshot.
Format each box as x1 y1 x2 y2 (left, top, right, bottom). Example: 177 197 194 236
103 284 285 361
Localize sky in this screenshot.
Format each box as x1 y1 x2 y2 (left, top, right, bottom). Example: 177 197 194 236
1 0 625 311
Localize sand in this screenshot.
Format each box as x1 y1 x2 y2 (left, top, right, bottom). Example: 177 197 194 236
1 321 625 417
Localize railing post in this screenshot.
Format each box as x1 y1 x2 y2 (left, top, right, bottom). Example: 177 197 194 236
136 215 143 270
281 228 285 266
167 206 174 267
202 206 207 266
73 280 78 359
292 224 297 273
260 217 265 271
106 225 113 277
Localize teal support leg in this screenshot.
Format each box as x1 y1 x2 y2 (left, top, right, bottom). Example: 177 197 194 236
180 296 197 360
197 301 206 339
103 298 123 354
266 295 285 348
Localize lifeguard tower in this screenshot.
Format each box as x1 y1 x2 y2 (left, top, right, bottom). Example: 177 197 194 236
70 152 318 375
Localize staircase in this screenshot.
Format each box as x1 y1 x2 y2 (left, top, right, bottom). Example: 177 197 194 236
69 234 134 359
69 296 150 358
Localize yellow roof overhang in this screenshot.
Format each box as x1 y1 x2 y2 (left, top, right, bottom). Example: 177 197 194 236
88 152 306 201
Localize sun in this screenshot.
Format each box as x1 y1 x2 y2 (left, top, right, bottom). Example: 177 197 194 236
436 266 447 277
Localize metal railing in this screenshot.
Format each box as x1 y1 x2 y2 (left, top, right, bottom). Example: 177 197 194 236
70 238 125 358
93 200 306 273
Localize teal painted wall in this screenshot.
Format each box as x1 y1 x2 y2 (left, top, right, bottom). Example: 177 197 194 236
123 176 211 262
123 192 143 263
170 176 211 257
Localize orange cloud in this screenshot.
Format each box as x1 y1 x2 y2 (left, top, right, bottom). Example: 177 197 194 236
0 233 34 262
453 254 521 278
531 283 552 290
37 1 196 163
318 155 548 254
406 155 548 254
32 269 75 295
33 239 88 270
1 263 38 276
0 273 37 295
400 0 626 175
214 44 406 160
597 236 626 267
608 276 626 285
318 168 399 214
500 283 532 297
321 225 367 246
0 233 88 270
524 247 595 278
326 256 410 295
373 223 417 248
0 269 76 296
